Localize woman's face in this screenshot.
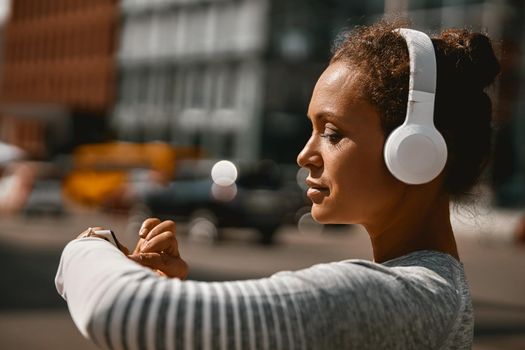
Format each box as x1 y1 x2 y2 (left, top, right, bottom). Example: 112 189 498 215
297 61 405 225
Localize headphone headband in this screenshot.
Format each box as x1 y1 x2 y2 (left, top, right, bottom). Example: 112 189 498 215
395 28 437 96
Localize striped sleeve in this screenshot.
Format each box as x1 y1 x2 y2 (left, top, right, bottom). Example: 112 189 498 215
56 238 466 350
55 238 316 350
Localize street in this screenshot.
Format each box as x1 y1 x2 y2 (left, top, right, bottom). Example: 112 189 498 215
1 208 524 349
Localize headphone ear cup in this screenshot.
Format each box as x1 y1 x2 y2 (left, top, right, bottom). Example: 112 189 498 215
384 125 447 185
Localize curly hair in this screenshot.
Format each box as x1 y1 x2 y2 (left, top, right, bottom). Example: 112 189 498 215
330 20 500 198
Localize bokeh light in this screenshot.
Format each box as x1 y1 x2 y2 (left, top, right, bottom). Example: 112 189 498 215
211 182 238 202
296 167 309 191
297 212 324 235
211 160 238 187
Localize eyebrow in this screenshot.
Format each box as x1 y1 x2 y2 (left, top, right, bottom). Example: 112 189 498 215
308 111 344 124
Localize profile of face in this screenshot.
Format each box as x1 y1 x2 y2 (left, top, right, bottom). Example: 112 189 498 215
297 61 406 226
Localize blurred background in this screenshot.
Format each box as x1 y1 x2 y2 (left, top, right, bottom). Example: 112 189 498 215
0 0 524 349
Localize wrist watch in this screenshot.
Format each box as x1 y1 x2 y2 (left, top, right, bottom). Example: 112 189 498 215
92 229 119 247
81 228 120 248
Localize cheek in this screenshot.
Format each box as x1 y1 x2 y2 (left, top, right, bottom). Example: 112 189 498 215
333 144 383 192
329 143 397 220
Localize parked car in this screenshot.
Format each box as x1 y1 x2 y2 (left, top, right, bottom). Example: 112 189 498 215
141 159 307 244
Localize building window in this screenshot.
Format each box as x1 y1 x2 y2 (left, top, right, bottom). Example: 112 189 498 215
216 63 238 109
136 69 149 105
122 68 143 105
190 66 206 108
222 131 235 158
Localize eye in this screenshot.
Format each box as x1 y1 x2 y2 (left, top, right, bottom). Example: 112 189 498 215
320 127 343 144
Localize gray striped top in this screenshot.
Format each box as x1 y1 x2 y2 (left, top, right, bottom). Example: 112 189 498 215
55 238 473 349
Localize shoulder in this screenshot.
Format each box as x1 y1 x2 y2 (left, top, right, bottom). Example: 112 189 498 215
266 250 471 348
273 250 463 292
282 251 472 348
270 250 468 326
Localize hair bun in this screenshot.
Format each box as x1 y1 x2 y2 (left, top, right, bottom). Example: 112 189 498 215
438 29 500 90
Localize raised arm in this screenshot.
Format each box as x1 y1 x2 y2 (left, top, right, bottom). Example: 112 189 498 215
56 237 317 350
56 237 460 350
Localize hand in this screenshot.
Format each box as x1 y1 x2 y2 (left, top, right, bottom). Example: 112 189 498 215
77 227 130 255
128 218 188 279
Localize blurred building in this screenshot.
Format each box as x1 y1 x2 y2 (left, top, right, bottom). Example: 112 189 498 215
262 1 385 162
112 0 385 161
113 0 268 160
0 0 119 158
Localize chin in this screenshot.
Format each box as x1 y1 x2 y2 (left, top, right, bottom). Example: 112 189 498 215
310 205 334 224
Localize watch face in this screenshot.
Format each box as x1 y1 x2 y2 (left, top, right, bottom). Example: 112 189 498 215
93 229 119 247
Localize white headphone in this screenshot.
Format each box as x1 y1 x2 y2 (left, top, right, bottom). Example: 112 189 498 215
384 28 448 185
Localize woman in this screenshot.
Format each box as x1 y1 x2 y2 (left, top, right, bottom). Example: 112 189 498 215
56 21 499 349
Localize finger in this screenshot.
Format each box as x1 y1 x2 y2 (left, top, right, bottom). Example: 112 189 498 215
156 269 167 277
128 253 188 279
141 231 179 256
136 220 175 254
139 218 161 238
77 228 91 239
144 220 176 242
128 252 163 269
133 237 147 255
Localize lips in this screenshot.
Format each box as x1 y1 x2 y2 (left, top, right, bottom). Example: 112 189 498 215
306 178 329 190
306 178 329 203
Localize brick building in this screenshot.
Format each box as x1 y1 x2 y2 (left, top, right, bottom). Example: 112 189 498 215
0 0 119 158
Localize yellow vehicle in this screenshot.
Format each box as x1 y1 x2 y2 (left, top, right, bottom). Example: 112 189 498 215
63 142 201 206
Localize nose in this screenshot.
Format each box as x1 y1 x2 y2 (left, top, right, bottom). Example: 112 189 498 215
297 134 323 170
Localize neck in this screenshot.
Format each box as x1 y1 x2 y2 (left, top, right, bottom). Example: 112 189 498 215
365 191 458 263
